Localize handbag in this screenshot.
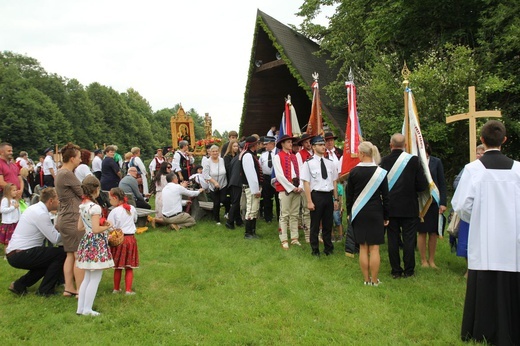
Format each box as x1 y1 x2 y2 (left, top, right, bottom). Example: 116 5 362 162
108 228 124 247
447 210 461 237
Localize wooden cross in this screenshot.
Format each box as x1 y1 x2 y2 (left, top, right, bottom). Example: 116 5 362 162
446 86 502 162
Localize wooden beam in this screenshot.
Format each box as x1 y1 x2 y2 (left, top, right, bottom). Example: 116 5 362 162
255 59 286 72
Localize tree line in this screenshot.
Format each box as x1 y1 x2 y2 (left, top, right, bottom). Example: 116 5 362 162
296 0 519 182
0 51 207 160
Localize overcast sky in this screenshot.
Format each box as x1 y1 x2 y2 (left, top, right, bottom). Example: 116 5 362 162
0 0 332 134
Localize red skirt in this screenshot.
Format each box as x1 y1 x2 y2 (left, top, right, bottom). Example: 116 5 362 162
0 223 17 245
110 234 139 269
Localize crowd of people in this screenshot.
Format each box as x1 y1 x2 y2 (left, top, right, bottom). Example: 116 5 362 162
0 120 518 344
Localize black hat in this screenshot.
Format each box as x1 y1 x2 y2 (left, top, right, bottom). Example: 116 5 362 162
311 136 326 145
263 136 276 143
94 149 103 155
297 133 315 145
276 134 298 149
324 132 338 140
43 147 53 155
245 136 258 145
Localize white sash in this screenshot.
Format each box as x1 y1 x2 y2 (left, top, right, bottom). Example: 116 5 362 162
387 152 413 191
351 166 387 221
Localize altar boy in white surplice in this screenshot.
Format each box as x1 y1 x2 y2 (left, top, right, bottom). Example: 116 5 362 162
451 120 520 346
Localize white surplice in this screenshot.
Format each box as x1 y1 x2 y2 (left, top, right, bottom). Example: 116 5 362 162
451 159 520 272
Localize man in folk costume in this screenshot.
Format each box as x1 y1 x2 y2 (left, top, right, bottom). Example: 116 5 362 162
295 133 315 242
379 133 428 278
172 140 194 182
452 120 520 345
324 132 343 159
301 136 339 256
240 136 263 239
148 148 165 179
259 136 277 224
273 134 303 249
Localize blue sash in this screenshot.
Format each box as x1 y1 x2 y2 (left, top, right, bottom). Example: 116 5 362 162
351 166 387 221
387 152 412 191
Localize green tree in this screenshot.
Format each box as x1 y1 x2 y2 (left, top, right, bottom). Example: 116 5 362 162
0 59 72 156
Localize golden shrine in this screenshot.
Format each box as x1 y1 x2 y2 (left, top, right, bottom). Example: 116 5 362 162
171 107 216 156
170 105 196 150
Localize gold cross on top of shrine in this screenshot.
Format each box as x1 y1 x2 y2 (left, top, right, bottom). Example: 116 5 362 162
446 86 502 162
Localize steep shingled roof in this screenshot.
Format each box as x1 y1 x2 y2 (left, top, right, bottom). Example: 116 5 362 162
240 9 346 138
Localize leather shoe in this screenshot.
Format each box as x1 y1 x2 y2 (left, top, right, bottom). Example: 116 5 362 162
403 273 415 278
244 233 254 240
8 282 27 296
225 222 235 230
392 273 403 279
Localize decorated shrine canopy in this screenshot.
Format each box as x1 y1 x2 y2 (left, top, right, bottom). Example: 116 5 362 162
170 105 195 149
241 10 346 138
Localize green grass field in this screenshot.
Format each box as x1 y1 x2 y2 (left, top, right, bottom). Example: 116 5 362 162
1 215 469 345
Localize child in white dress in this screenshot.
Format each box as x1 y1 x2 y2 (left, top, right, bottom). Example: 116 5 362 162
76 176 114 316
0 184 20 256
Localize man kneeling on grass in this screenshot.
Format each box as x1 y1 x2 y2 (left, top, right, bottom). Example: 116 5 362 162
6 187 66 296
161 173 204 230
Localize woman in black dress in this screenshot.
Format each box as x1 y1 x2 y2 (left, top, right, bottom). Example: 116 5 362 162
346 142 389 286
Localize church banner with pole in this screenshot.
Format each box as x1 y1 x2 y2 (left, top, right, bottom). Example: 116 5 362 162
306 72 324 137
402 67 442 236
340 71 362 180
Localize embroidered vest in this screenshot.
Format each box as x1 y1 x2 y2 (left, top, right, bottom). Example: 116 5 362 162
299 149 312 163
241 150 263 186
275 151 300 192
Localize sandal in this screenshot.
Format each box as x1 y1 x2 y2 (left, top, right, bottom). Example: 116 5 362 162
63 290 78 297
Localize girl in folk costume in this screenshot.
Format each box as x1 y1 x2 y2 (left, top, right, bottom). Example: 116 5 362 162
346 142 389 286
273 135 303 249
107 187 139 295
76 175 114 316
0 183 20 256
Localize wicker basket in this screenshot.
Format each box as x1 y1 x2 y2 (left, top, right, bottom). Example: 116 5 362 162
108 228 124 247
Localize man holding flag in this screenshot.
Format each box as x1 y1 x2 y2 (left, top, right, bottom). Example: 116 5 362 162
380 134 428 278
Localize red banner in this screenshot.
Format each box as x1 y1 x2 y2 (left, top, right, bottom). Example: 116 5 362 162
306 79 323 137
340 81 361 178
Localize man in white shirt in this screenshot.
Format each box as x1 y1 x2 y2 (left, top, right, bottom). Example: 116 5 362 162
273 134 302 249
240 136 263 239
91 149 103 180
259 136 277 223
452 120 520 345
172 141 195 182
301 136 339 256
162 173 204 230
295 134 314 242
42 147 57 187
6 187 66 296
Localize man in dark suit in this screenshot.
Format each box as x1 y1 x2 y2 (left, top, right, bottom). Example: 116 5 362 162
380 133 428 278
